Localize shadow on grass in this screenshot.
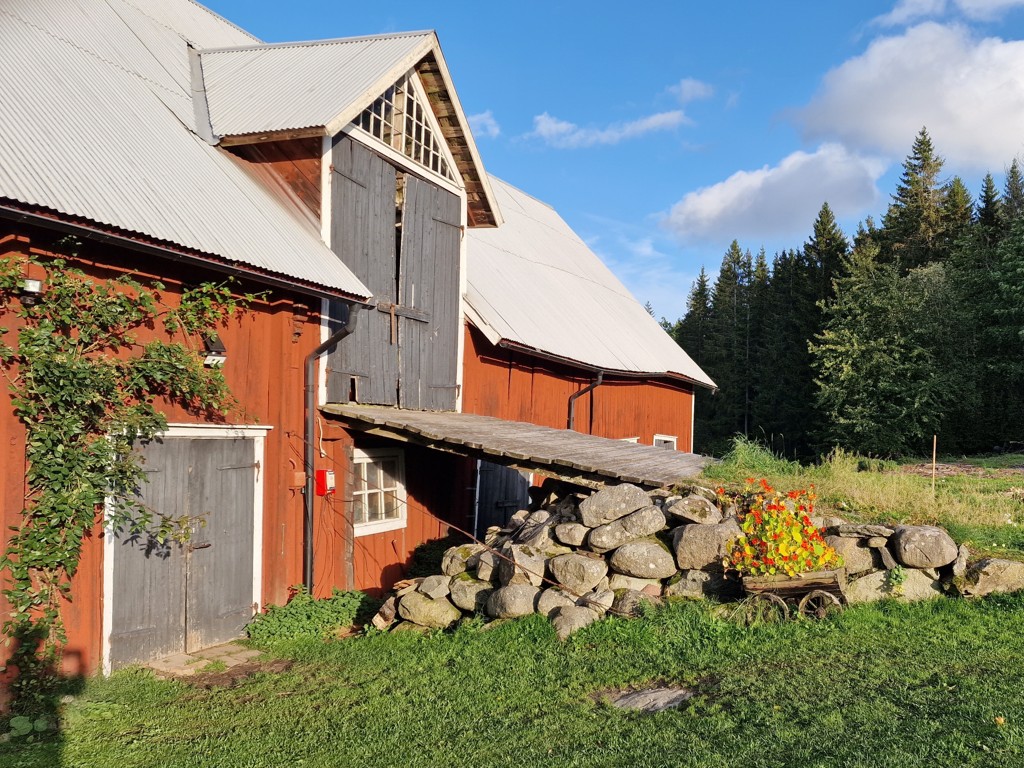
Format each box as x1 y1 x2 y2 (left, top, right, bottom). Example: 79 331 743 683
1 622 86 767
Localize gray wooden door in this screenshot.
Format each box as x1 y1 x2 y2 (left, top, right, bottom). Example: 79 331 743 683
325 136 462 411
475 461 531 537
327 136 400 405
109 437 255 669
399 175 461 410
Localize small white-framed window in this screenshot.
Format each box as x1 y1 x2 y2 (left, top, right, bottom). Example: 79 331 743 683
351 447 407 536
620 437 640 443
653 434 678 450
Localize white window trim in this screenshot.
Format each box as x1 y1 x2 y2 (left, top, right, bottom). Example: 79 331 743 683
653 434 678 450
620 436 640 443
351 447 407 537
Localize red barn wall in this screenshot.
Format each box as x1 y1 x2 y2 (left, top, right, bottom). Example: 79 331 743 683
0 223 330 680
461 324 695 451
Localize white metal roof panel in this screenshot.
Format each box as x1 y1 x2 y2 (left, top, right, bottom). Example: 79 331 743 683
0 0 371 300
465 178 716 388
199 32 435 137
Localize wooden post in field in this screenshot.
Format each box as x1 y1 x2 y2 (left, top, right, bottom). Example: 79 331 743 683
932 434 937 499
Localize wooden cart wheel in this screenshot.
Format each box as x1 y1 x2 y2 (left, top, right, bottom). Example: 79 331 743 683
797 590 843 620
735 592 789 626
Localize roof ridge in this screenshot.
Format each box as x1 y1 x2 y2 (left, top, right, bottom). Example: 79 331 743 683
198 29 435 56
185 0 262 43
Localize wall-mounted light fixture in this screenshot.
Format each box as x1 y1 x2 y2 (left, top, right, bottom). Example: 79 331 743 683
20 278 43 306
202 332 227 367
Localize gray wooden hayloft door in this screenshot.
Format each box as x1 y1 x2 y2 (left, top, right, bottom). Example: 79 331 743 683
327 137 400 405
326 136 461 411
399 175 461 410
108 437 255 669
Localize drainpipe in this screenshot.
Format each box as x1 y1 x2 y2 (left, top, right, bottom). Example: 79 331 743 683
303 304 361 593
567 371 604 431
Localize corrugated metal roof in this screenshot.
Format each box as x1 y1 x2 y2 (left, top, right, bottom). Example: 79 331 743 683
465 178 716 388
0 0 371 300
198 32 435 138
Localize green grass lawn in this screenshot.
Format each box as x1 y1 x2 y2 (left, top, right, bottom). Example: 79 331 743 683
6 443 1024 767
5 595 1024 768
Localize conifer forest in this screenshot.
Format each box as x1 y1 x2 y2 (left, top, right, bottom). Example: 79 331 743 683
664 128 1024 459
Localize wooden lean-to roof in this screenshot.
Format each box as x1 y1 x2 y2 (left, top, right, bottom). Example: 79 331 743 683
324 404 712 489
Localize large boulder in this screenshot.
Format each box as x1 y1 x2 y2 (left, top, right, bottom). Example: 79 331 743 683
608 540 677 579
578 484 651 528
553 522 590 547
441 544 486 576
486 585 541 618
397 591 461 628
550 605 601 640
475 550 500 582
588 506 667 553
612 589 663 617
663 569 734 599
666 495 723 525
960 558 1024 597
845 568 943 604
537 587 578 617
825 535 878 576
609 574 662 594
417 574 452 599
549 553 608 594
448 576 495 613
497 544 547 587
673 519 742 571
890 526 958 569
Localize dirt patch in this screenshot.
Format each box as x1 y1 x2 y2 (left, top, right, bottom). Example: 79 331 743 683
592 678 715 713
897 462 1024 479
185 658 293 689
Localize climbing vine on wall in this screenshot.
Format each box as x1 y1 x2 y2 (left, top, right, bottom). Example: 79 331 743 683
0 241 254 708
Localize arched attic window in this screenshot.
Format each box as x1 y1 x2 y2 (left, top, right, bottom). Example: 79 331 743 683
356 73 457 183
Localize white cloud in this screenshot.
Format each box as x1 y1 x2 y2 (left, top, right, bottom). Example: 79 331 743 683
528 110 688 149
670 77 714 104
468 110 500 138
873 0 947 27
955 0 1024 20
798 23 1024 170
873 0 1024 25
664 144 885 245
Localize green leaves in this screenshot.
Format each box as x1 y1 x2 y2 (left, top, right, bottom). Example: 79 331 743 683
0 251 246 713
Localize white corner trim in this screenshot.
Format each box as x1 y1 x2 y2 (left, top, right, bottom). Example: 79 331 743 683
320 134 333 245
319 298 330 406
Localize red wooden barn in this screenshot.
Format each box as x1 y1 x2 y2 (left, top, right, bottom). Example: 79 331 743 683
0 0 714 682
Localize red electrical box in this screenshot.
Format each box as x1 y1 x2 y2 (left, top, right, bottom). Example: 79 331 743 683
314 469 336 496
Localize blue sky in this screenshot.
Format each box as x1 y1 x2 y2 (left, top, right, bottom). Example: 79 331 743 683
206 0 1024 318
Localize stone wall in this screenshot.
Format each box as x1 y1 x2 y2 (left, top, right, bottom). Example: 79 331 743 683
371 483 1024 638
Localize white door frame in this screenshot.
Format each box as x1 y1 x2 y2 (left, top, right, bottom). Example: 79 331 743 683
102 423 271 675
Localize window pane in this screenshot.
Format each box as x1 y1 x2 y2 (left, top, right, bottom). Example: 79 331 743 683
380 459 397 489
353 463 367 493
383 490 398 520
353 494 367 524
369 490 383 521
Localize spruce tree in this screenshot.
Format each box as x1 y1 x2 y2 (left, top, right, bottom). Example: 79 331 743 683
881 127 946 268
1004 158 1024 226
977 173 1003 245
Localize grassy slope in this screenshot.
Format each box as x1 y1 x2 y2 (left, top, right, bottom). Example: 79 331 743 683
5 597 1024 768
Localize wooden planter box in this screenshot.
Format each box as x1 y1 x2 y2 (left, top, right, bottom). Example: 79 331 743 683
742 569 846 602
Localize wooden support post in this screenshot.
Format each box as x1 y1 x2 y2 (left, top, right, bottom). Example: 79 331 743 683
932 434 937 499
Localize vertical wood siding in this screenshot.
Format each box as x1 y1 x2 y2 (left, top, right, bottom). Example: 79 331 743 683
461 325 695 451
0 224 321 679
228 138 322 218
